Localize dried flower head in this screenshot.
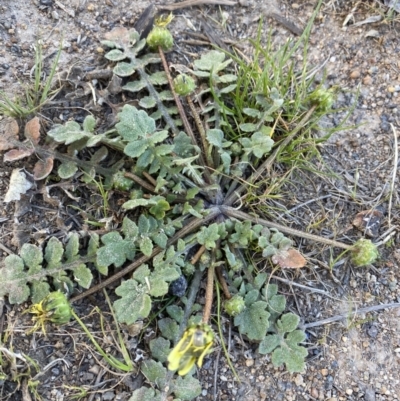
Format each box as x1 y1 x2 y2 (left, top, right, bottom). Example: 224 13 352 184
168 323 214 375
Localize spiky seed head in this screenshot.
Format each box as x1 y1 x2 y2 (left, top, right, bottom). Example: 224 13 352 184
224 294 246 316
146 26 173 51
173 74 196 96
350 238 379 267
309 87 334 113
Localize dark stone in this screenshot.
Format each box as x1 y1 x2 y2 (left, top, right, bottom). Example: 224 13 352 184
169 275 188 297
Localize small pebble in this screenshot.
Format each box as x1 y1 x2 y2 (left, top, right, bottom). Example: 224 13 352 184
363 75 372 85
350 70 361 79
321 368 329 376
294 374 304 386
345 389 353 395
367 325 378 338
245 359 254 367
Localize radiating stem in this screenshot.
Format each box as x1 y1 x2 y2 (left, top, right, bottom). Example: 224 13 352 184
203 262 215 324
186 95 213 168
216 266 231 299
124 172 156 193
221 206 352 250
190 244 206 265
158 46 213 185
70 207 222 303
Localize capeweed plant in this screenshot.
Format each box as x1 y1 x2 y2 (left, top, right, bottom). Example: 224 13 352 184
1 3 380 399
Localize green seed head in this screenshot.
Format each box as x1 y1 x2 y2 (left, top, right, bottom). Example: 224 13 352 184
350 239 379 267
224 294 246 317
42 291 72 324
173 74 196 96
309 87 334 113
146 26 174 51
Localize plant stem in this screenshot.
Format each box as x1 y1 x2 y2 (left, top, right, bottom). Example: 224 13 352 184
186 95 213 168
216 266 231 299
161 268 203 400
158 46 213 185
221 206 352 250
203 262 215 324
190 244 206 265
70 207 221 303
224 105 317 206
124 172 156 193
70 309 134 372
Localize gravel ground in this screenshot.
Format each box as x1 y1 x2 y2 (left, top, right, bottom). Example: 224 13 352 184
1 0 400 400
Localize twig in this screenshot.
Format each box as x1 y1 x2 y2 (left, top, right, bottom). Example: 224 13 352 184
142 171 157 187
187 95 213 167
269 12 303 36
270 275 336 298
301 302 400 330
203 262 215 323
388 124 398 228
190 244 207 264
221 206 353 250
124 172 156 193
159 0 237 11
0 242 14 255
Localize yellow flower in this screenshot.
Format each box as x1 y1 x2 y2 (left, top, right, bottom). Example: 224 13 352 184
155 13 174 28
168 323 214 376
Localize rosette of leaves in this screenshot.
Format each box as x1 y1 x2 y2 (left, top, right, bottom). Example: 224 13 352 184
0 233 98 304
33 21 343 392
